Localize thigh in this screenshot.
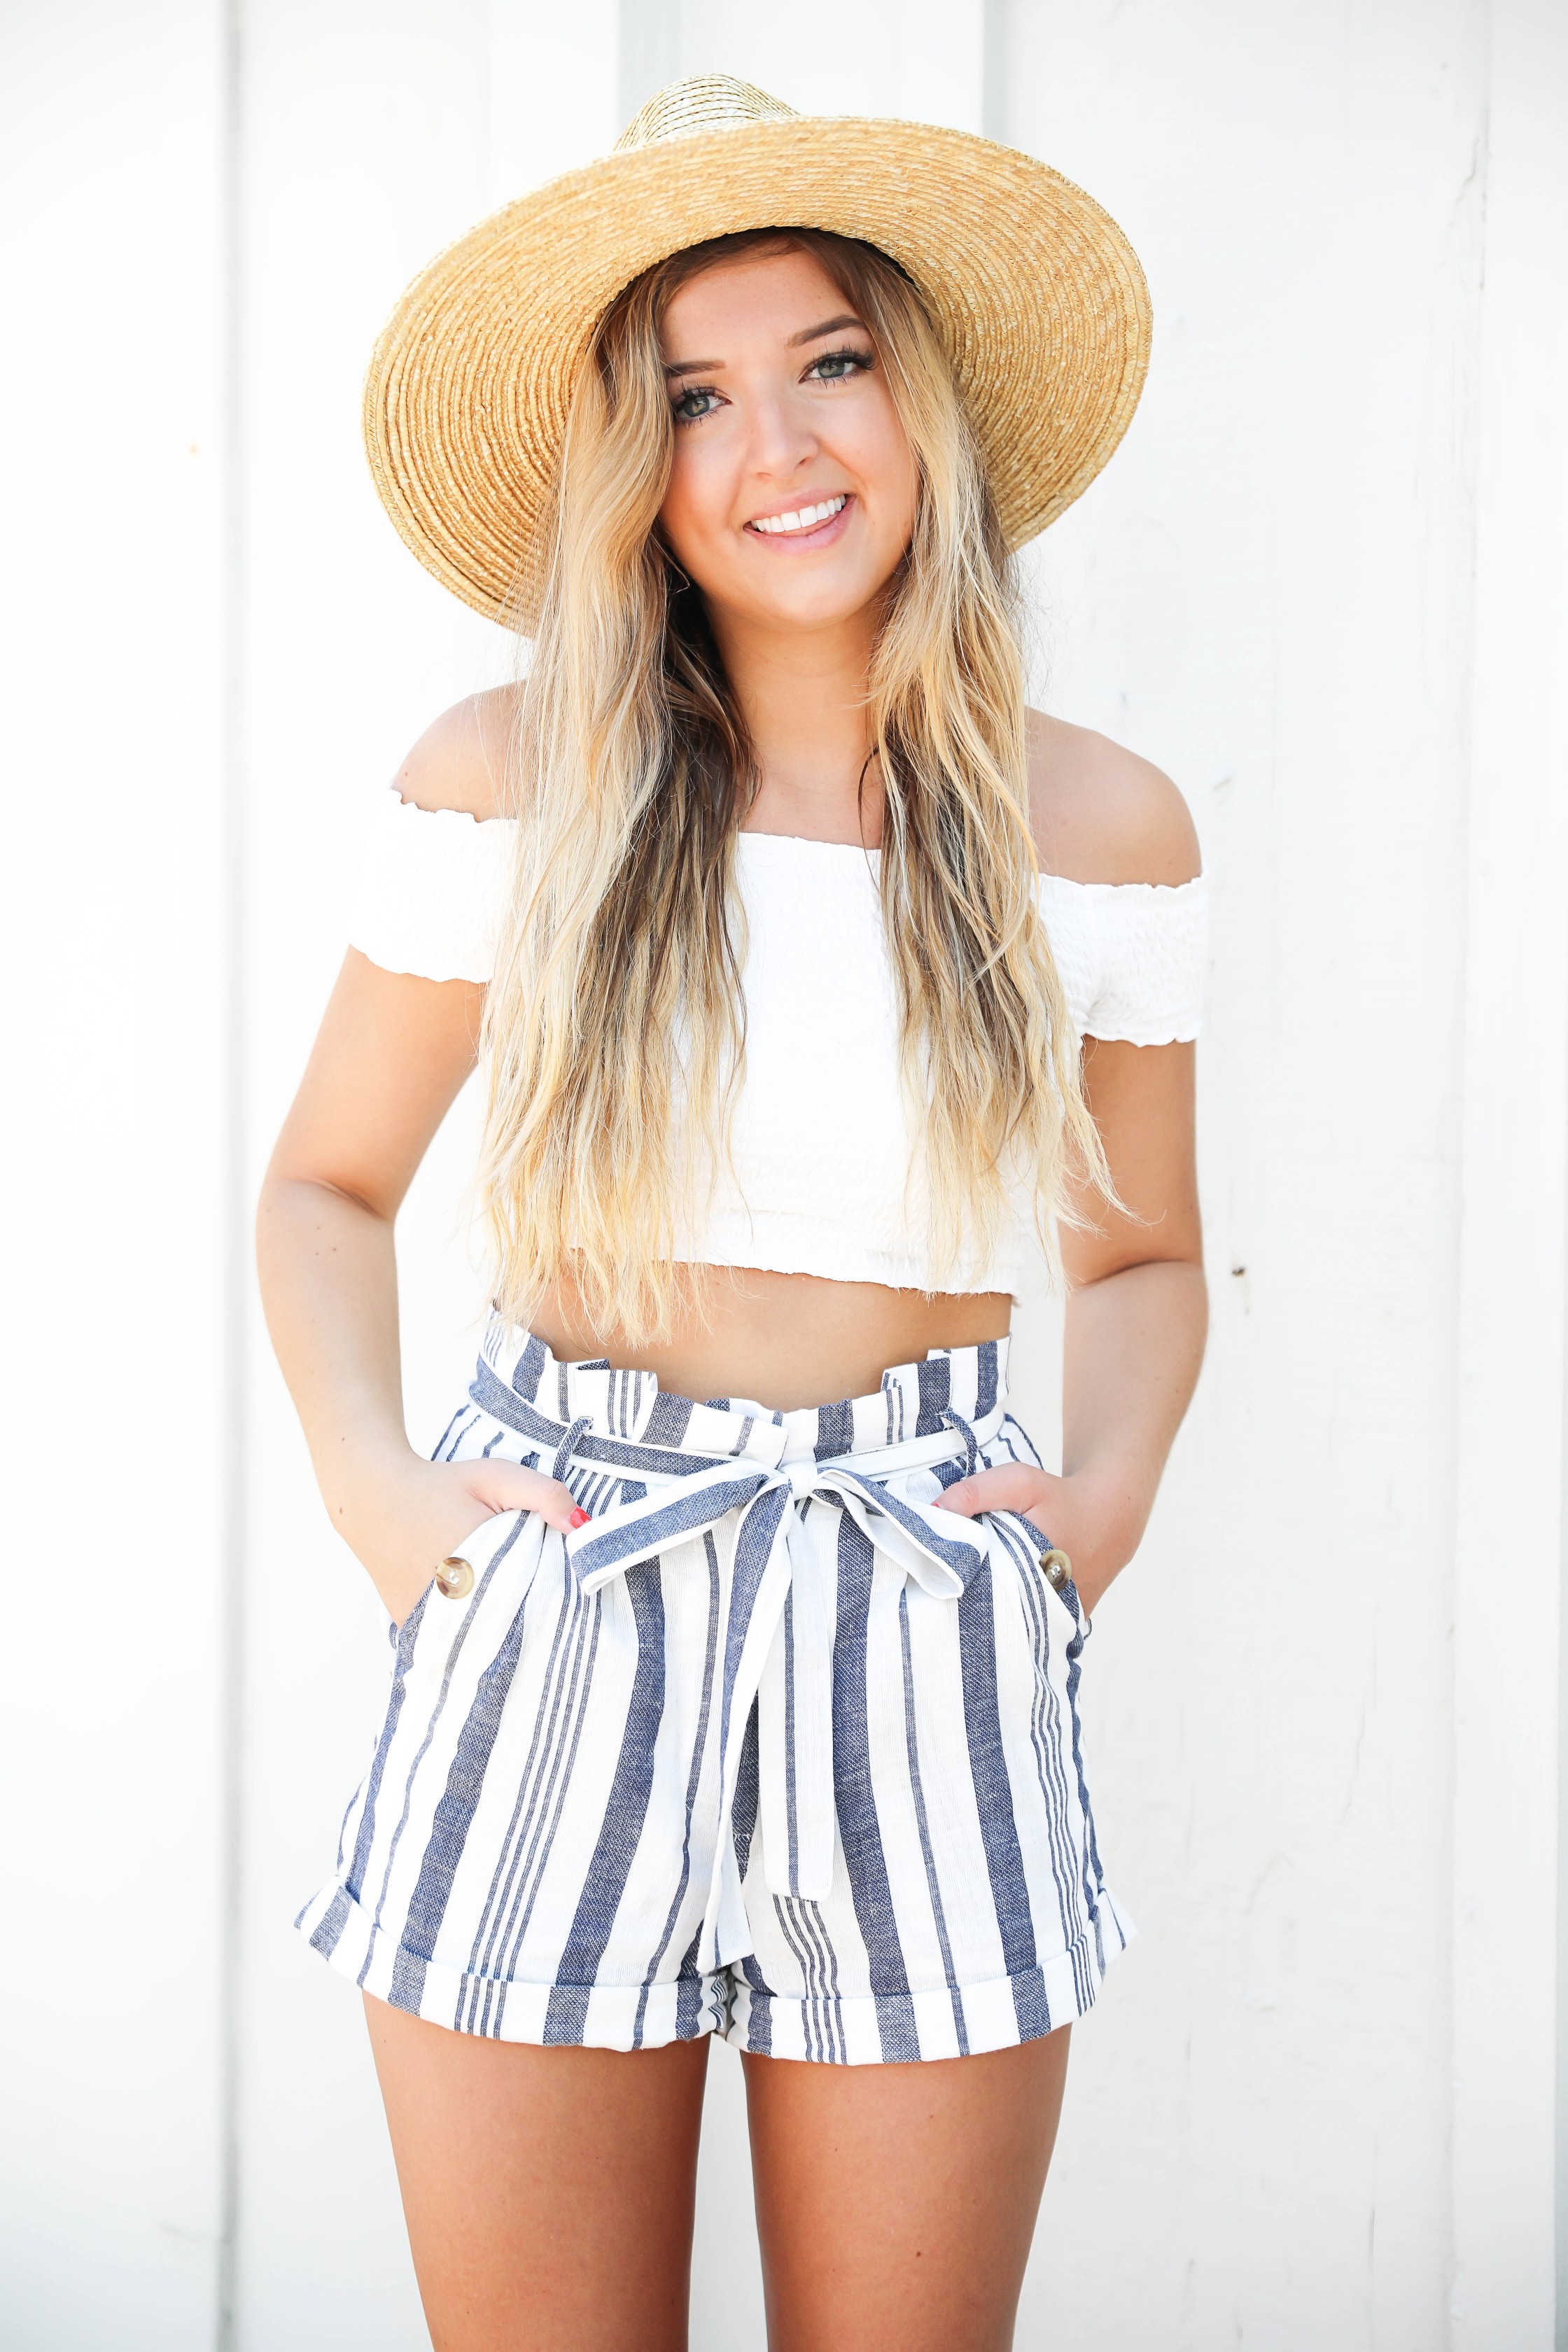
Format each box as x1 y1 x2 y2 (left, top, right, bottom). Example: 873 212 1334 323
365 1994 710 2352
743 2027 1070 2352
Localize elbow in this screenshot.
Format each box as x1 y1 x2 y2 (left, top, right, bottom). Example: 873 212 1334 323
254 1166 393 1289
254 1167 312 1306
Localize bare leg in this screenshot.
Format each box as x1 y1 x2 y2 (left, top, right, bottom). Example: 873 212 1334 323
365 1994 710 2352
743 2027 1070 2352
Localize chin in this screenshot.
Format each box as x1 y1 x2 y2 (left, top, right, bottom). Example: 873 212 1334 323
736 571 895 633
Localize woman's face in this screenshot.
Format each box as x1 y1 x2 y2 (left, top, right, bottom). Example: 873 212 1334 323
656 246 918 638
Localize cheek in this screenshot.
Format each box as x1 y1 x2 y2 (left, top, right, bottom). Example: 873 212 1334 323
886 443 920 549
659 438 724 573
850 396 918 548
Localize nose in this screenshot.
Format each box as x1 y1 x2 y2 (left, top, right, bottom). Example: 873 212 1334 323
743 385 821 484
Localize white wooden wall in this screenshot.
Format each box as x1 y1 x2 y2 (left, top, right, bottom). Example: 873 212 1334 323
4 3 1564 2347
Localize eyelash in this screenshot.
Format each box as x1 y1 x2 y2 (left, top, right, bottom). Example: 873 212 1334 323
671 345 876 426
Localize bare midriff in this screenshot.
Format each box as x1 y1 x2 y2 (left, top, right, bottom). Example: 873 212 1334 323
530 1262 1013 1414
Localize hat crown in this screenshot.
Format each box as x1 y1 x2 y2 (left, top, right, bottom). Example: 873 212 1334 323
614 73 798 154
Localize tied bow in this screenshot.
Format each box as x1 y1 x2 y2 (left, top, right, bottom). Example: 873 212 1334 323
560 1411 1001 1971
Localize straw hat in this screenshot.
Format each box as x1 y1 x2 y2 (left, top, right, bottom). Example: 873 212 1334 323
364 74 1152 626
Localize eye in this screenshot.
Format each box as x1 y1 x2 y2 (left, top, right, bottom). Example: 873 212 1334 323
671 384 724 426
805 346 875 385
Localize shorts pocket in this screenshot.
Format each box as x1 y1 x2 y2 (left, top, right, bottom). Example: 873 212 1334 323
995 1508 1088 1639
400 1506 538 1668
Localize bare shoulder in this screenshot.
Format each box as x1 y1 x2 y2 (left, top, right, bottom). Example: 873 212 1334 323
392 685 522 821
1025 710 1200 886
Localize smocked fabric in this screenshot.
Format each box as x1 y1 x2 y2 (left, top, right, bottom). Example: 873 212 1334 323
296 1325 1130 2062
346 793 1207 1292
347 791 516 985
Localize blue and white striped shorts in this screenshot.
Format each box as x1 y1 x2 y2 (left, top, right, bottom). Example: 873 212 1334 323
295 1322 1130 2064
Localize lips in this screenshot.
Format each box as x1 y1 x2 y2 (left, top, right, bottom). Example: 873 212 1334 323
746 493 849 536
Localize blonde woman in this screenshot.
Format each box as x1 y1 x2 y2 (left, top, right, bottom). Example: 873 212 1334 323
261 77 1207 2352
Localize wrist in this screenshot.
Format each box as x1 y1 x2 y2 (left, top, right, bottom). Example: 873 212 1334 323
315 1428 422 1546
1032 1460 1149 1587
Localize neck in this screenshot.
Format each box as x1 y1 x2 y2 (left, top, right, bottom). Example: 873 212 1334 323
706 601 883 846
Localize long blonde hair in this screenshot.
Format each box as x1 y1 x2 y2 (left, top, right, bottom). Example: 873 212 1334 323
477 227 1106 1343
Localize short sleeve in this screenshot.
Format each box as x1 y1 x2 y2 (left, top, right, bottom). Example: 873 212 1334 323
1038 874 1208 1044
346 788 518 983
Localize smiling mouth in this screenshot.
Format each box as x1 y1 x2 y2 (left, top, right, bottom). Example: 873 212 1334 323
746 493 850 537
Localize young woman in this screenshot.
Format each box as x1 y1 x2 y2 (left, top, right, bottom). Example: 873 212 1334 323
261 75 1207 2352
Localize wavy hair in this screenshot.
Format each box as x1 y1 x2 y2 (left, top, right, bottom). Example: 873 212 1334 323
477 227 1107 1343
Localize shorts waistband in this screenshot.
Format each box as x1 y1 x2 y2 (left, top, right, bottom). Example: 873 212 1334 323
470 1320 1011 1474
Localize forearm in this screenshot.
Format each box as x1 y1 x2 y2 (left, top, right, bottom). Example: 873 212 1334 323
255 1173 416 1530
254 958 582 1620
1054 1256 1208 1579
257 1168 587 1614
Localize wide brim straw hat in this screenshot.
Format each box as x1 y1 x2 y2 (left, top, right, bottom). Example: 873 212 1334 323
364 74 1152 629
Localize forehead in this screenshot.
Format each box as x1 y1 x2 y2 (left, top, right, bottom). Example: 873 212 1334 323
658 246 854 353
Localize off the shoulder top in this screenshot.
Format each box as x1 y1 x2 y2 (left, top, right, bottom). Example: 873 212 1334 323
349 789 1208 1294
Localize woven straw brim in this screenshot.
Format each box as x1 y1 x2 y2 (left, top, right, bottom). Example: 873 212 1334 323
364 118 1152 627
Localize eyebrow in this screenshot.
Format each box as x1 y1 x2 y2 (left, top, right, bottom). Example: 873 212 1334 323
788 313 866 347
662 315 869 379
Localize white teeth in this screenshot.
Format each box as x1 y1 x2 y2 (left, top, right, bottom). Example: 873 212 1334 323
749 495 848 536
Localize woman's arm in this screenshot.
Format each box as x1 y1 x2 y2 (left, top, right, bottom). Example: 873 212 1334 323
256 704 581 1625
1051 1037 1206 1609
935 1037 1206 1611
935 715 1208 1611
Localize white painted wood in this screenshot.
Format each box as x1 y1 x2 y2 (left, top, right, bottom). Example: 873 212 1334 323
998 2 1488 2343
0 6 232 2347
679 0 902 120
8 4 1565 2346
894 0 984 132
231 6 503 2344
1452 1 1568 2342
490 0 620 199
620 0 680 124
678 0 975 138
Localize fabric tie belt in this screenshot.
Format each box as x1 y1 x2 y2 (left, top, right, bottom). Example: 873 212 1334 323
552 1406 1012 1971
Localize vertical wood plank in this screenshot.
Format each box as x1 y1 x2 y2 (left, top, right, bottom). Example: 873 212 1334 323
620 0 680 125
1452 0 1568 2339
895 0 985 132
0 4 232 2345
995 2 1487 2343
490 0 620 198
233 5 498 2344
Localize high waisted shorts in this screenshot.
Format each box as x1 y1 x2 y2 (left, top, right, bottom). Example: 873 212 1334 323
296 1322 1130 2064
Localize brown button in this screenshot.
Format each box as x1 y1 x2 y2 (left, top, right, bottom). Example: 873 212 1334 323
1042 1548 1073 1592
435 1555 475 1600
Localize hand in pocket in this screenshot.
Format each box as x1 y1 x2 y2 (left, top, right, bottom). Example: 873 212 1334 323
342 1451 588 1626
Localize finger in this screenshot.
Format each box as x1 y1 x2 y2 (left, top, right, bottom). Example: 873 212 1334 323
935 1465 1042 1518
934 1474 984 1518
516 1473 589 1535
468 1464 589 1536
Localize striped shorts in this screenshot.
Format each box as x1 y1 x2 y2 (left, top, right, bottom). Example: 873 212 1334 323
296 1322 1130 2064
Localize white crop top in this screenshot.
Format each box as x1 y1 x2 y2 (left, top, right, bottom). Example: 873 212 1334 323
349 788 1207 1293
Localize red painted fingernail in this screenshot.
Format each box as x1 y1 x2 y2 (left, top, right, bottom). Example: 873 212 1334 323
569 1507 591 1529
